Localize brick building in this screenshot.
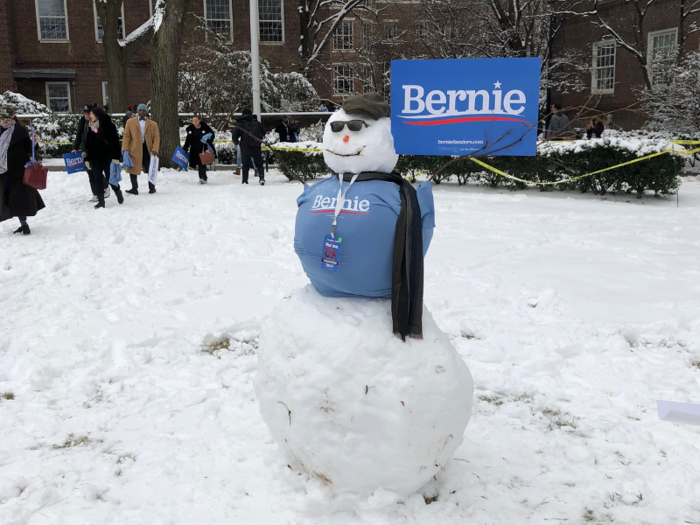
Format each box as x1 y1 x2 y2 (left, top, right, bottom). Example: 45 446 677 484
0 0 309 113
553 0 700 129
0 0 432 114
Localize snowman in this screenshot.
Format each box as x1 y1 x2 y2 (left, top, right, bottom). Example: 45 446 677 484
254 93 473 499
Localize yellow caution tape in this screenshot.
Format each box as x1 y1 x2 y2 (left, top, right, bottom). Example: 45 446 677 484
469 147 700 186
671 140 700 145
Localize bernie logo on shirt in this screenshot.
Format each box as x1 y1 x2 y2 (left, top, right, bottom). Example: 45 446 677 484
310 194 372 215
391 58 541 157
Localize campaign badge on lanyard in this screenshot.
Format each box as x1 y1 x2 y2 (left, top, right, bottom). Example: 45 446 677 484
321 235 341 271
320 173 357 272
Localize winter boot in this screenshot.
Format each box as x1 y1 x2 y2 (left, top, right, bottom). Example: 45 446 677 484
13 224 30 235
126 188 138 195
235 168 241 176
114 186 124 204
95 193 106 209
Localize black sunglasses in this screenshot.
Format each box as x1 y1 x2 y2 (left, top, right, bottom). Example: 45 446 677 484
330 120 369 133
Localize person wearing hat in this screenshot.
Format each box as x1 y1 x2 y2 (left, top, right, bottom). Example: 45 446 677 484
122 105 134 127
0 106 45 235
231 109 266 185
73 104 109 203
121 103 160 195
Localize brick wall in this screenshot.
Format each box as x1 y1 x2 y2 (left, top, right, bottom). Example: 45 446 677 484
554 0 700 130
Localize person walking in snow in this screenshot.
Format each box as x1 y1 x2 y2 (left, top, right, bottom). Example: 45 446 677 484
232 109 266 185
0 106 45 235
122 105 134 127
73 104 108 203
183 115 216 184
545 104 571 140
122 104 160 195
83 107 123 209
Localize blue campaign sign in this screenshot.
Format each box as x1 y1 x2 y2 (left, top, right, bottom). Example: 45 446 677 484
63 151 86 174
172 146 190 170
391 58 541 157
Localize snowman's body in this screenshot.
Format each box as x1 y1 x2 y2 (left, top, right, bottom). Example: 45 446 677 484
254 105 474 498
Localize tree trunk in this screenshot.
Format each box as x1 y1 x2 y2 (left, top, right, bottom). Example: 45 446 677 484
150 0 190 167
95 0 153 114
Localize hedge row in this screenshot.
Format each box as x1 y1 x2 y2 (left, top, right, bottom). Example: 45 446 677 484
272 140 684 198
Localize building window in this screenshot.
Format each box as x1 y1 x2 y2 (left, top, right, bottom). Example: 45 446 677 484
445 25 457 41
416 21 427 39
46 82 71 113
384 21 397 40
362 65 375 93
259 0 283 42
333 65 354 95
35 0 69 41
591 41 616 94
362 24 372 50
150 0 159 16
102 82 109 107
334 20 353 50
647 29 677 87
95 2 125 42
205 0 233 42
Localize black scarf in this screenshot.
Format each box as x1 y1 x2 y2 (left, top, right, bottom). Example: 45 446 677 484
342 172 424 340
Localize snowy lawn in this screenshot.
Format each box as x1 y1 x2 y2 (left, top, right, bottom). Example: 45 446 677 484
1 168 699 524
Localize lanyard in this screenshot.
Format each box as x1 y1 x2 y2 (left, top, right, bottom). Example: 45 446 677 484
331 173 358 238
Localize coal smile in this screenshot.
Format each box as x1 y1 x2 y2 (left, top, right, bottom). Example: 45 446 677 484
325 146 366 157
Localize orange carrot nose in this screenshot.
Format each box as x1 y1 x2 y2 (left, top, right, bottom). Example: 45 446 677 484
343 136 350 143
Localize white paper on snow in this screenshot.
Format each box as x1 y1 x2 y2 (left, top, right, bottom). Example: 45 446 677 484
657 400 700 426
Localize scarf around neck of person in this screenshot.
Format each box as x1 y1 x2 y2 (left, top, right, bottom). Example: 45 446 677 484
0 120 16 174
341 171 424 340
89 120 100 131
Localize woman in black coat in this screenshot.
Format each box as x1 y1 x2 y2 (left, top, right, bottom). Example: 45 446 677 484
83 107 123 209
0 110 45 235
183 116 216 184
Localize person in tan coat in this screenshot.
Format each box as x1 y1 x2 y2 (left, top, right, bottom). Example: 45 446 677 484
122 103 160 195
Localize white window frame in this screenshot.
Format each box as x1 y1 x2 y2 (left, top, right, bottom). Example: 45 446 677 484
333 64 354 95
384 20 398 40
204 0 234 43
362 65 375 93
102 82 109 107
259 0 285 44
415 21 428 39
333 19 354 51
362 23 372 51
591 40 616 95
94 1 125 43
35 0 70 43
45 82 71 113
647 28 678 89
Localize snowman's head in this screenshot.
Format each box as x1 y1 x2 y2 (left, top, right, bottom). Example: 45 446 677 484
322 94 399 175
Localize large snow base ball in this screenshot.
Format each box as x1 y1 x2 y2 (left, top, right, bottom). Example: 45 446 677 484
254 285 474 497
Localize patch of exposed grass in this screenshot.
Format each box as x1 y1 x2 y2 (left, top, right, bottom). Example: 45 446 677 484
52 434 91 449
203 338 231 354
424 493 438 505
542 407 577 431
692 360 700 370
2 392 15 400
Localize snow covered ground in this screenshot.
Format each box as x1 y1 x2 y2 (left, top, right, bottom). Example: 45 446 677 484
1 167 699 525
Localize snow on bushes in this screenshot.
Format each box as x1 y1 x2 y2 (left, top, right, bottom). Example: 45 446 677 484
273 134 685 198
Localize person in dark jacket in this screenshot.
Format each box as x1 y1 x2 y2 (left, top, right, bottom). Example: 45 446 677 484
73 104 108 202
183 115 216 184
586 116 605 139
83 107 123 209
0 107 45 235
275 116 299 143
545 104 571 139
122 105 134 127
232 109 266 185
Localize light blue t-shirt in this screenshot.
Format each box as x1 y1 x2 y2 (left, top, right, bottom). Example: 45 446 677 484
294 176 435 298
